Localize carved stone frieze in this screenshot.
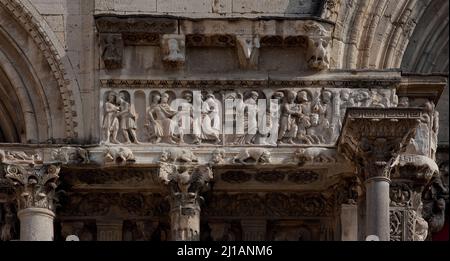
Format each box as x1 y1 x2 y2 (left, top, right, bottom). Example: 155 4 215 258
100 87 398 146
203 192 334 218
233 148 271 164
0 149 42 165
2 164 60 211
58 192 168 217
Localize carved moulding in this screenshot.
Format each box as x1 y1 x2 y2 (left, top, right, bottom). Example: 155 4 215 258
220 170 320 185
202 192 335 218
57 192 168 218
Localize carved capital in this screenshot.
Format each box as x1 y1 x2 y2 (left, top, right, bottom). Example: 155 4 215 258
159 163 213 205
2 164 60 211
338 108 423 181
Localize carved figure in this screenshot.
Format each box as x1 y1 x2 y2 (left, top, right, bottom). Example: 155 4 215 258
201 94 221 144
102 34 123 69
160 148 198 163
146 92 179 144
162 36 185 66
278 91 300 144
117 92 139 144
102 92 120 144
233 148 271 164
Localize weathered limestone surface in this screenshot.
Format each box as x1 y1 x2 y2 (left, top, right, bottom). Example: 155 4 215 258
0 0 447 242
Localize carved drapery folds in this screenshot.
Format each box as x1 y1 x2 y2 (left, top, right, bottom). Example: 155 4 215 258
158 150 213 241
3 164 60 211
100 86 397 146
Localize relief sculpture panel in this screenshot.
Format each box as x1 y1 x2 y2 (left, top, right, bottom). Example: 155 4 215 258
100 86 397 146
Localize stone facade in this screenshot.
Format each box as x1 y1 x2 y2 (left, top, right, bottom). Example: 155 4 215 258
0 0 448 241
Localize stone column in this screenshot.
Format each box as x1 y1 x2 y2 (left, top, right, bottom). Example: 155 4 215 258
3 164 60 241
241 220 266 241
338 107 423 241
158 162 213 241
363 159 391 241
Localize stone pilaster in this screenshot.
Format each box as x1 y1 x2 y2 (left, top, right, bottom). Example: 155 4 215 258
389 154 438 241
338 108 423 241
158 162 213 241
3 164 60 241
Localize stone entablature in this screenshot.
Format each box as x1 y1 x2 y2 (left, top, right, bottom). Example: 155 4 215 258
96 16 333 70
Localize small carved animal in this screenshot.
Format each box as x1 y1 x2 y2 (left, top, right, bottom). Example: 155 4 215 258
233 148 271 164
307 38 329 70
296 148 338 164
104 147 135 164
160 148 198 163
52 147 89 164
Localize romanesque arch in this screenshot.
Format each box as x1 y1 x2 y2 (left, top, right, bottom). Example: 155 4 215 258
0 0 83 143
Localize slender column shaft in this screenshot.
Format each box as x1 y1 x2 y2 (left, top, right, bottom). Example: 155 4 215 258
365 176 390 241
18 208 55 241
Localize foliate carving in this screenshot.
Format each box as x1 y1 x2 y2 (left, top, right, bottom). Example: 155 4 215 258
254 172 285 183
287 171 319 184
390 209 403 241
339 108 423 180
51 147 89 164
58 193 168 217
203 193 333 217
161 34 185 68
158 163 213 197
4 164 60 211
100 33 123 70
103 147 136 165
158 163 213 241
0 150 42 165
233 148 271 164
220 171 252 184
